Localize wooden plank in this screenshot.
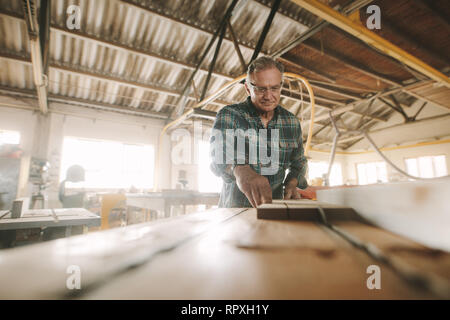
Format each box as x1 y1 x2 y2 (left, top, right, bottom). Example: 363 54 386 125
257 199 363 222
126 192 220 218
317 178 450 252
83 209 434 299
0 208 244 299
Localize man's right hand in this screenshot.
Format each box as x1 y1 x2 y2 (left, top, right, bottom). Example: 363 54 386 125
233 165 272 208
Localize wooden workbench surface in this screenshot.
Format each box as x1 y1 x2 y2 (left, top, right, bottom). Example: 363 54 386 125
0 208 100 230
0 207 448 299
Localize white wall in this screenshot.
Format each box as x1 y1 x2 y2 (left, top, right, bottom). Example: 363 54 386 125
344 141 450 184
306 150 347 184
0 104 169 208
169 125 208 191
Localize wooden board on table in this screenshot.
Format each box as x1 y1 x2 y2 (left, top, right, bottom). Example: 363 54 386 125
0 208 243 299
257 199 364 222
2 207 447 299
0 208 100 230
82 209 435 299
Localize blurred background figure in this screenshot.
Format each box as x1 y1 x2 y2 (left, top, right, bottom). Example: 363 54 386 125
58 164 86 208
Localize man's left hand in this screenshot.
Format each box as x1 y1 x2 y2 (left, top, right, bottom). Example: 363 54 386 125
284 178 301 200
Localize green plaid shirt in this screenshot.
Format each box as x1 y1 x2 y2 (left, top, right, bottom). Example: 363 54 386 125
210 97 308 208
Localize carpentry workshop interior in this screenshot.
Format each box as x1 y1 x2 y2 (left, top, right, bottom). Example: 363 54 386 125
0 0 449 301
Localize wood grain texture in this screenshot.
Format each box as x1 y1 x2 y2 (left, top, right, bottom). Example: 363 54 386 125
83 209 435 299
0 208 243 299
0 207 446 299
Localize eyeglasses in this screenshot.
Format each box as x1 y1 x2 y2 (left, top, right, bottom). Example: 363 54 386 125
248 82 283 95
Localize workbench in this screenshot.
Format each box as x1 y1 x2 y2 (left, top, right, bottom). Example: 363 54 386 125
126 190 220 218
0 208 100 247
0 204 448 299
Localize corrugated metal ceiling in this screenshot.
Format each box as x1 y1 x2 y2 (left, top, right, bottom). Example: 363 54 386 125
0 0 449 150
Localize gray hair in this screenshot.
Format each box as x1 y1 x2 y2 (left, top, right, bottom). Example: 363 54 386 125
246 56 284 83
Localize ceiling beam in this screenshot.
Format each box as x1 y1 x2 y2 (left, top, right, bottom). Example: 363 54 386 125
249 0 282 63
38 0 51 74
23 0 49 114
402 89 449 111
1 6 416 119
311 78 435 122
253 0 315 27
9 9 381 115
120 0 304 58
227 20 247 73
174 0 240 116
313 113 450 148
290 0 450 88
3 50 380 120
378 97 411 123
0 10 233 82
0 85 171 119
281 89 386 123
302 41 402 87
0 51 235 109
308 79 371 92
306 82 363 100
271 0 373 58
278 56 336 83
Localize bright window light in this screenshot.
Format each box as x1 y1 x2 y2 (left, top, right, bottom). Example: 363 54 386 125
0 130 20 145
60 137 154 189
357 161 388 185
405 155 447 178
307 161 343 186
197 139 222 193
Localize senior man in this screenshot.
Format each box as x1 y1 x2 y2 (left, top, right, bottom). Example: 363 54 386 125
210 56 313 208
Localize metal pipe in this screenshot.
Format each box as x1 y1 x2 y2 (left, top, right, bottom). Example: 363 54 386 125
227 20 246 73
324 133 339 186
200 22 227 101
250 0 282 63
324 110 341 185
362 131 450 180
173 0 240 115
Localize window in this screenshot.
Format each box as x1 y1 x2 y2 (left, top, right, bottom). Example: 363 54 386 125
60 137 154 189
357 161 388 185
197 139 222 193
307 161 343 186
405 155 447 178
0 130 20 145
